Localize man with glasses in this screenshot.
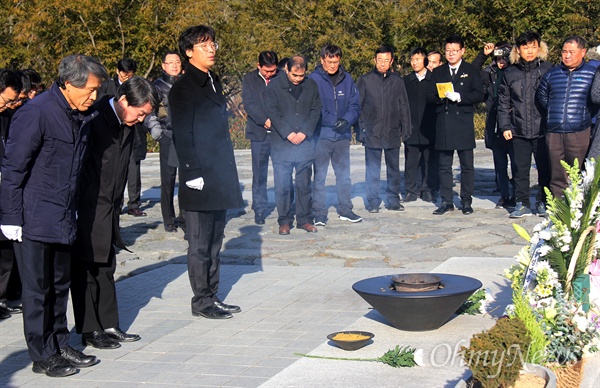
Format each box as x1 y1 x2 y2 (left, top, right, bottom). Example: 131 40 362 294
0 69 22 321
309 45 361 226
1 55 108 377
243 51 279 225
170 25 243 319
428 35 484 215
356 45 411 213
265 55 321 235
145 51 186 233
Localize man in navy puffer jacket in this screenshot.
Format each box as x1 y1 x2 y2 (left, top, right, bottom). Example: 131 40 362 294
537 35 598 197
308 45 361 226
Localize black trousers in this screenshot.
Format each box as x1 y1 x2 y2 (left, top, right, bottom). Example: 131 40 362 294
0 240 15 302
365 146 401 209
127 153 142 209
186 210 226 312
438 149 474 205
313 139 353 218
159 138 185 225
250 135 272 215
272 159 314 226
404 144 431 196
512 136 550 207
14 238 71 361
546 128 590 198
70 248 119 334
491 138 516 200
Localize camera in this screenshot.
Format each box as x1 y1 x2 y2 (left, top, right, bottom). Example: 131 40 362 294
494 47 511 58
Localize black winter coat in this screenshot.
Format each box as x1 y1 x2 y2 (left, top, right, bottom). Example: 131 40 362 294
265 75 321 162
497 59 552 139
169 64 243 211
427 61 485 151
357 68 412 149
243 69 272 142
75 97 131 263
403 70 436 146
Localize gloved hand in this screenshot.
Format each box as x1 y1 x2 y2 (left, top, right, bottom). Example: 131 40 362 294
1 225 22 242
445 91 461 102
332 119 349 134
186 177 205 190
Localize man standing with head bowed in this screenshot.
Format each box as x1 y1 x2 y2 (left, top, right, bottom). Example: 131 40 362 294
1 55 108 377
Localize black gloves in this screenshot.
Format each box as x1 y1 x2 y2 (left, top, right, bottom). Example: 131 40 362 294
332 119 349 134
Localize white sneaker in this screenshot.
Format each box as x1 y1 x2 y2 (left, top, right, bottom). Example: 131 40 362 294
339 212 362 223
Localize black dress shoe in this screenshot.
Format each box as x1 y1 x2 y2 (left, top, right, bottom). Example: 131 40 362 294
82 331 121 349
0 306 11 319
404 193 418 202
214 301 241 313
386 203 405 211
32 354 78 377
0 301 22 314
192 304 232 319
433 202 455 215
421 192 433 202
254 213 266 225
462 204 474 215
164 224 177 232
60 346 99 368
127 208 147 217
104 327 141 342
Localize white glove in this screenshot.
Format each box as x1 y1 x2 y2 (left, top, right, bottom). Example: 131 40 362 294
445 91 461 102
186 177 205 190
1 225 22 242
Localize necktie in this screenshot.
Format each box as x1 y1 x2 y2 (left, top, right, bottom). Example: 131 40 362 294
207 73 216 93
451 68 456 78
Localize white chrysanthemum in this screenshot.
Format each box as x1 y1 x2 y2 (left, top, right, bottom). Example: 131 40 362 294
538 229 553 241
538 245 552 257
573 314 589 332
413 349 425 366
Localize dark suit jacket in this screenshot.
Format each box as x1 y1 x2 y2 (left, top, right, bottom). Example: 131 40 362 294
169 64 243 211
75 97 132 263
428 61 485 150
404 70 437 146
243 69 272 141
265 75 321 162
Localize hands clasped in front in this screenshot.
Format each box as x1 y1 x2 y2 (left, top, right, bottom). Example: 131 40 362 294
287 132 306 145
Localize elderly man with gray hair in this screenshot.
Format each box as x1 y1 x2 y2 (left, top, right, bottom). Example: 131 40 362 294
0 55 108 377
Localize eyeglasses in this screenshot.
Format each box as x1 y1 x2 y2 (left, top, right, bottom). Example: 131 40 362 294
376 59 391 64
0 93 18 107
194 42 219 52
445 49 461 55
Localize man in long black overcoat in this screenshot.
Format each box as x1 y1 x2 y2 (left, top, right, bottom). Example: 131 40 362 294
71 77 159 349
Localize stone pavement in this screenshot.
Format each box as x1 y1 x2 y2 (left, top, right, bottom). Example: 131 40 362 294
3 141 597 387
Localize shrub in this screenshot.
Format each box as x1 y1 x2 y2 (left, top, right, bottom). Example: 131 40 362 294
461 317 531 388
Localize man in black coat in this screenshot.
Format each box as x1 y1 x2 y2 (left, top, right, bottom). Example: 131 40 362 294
170 25 244 319
428 35 485 215
144 51 186 232
403 47 437 203
71 77 159 349
265 55 322 235
356 46 412 212
242 51 279 225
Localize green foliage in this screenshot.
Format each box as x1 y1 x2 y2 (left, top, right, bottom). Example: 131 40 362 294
510 287 549 364
461 317 531 388
377 345 418 368
456 289 486 316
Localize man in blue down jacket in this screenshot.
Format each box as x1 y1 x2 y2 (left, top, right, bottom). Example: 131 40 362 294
309 45 361 226
0 55 108 377
357 45 412 213
537 35 598 198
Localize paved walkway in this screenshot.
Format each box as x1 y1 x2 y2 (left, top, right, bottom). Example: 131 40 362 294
2 141 597 387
